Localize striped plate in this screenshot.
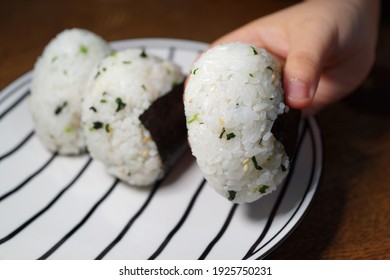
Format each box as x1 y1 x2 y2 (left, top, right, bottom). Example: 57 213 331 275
0 38 322 260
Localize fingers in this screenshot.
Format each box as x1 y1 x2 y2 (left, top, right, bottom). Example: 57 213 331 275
211 18 288 57
283 17 337 109
208 2 339 112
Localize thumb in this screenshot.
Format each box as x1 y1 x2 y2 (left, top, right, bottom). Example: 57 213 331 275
283 19 337 109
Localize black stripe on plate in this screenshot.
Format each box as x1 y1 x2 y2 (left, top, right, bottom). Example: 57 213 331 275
242 121 309 260
168 46 176 61
0 153 57 203
0 157 92 245
198 203 239 260
0 90 30 121
255 120 318 259
148 178 206 260
0 130 35 161
0 75 30 104
95 180 162 260
38 179 120 260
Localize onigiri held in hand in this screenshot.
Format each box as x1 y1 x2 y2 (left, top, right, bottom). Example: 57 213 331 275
184 42 300 203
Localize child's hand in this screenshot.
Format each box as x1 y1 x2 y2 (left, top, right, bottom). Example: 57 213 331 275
212 0 380 114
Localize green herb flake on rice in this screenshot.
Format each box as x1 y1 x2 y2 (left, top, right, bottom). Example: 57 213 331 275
228 190 237 201
115 97 126 112
79 45 88 55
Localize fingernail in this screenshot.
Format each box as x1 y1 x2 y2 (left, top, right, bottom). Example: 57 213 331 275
286 80 313 101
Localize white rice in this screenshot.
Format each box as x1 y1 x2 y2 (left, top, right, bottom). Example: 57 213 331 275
184 42 289 203
81 49 183 186
29 28 110 154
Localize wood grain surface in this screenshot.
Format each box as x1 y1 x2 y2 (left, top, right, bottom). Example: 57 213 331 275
0 0 389 259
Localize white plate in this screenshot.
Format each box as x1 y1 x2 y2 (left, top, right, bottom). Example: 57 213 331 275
0 38 322 260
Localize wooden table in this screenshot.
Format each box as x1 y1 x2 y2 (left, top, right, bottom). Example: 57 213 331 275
1 0 389 259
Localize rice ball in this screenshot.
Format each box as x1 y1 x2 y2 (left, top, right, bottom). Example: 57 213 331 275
184 42 290 203
82 49 183 186
29 28 110 154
